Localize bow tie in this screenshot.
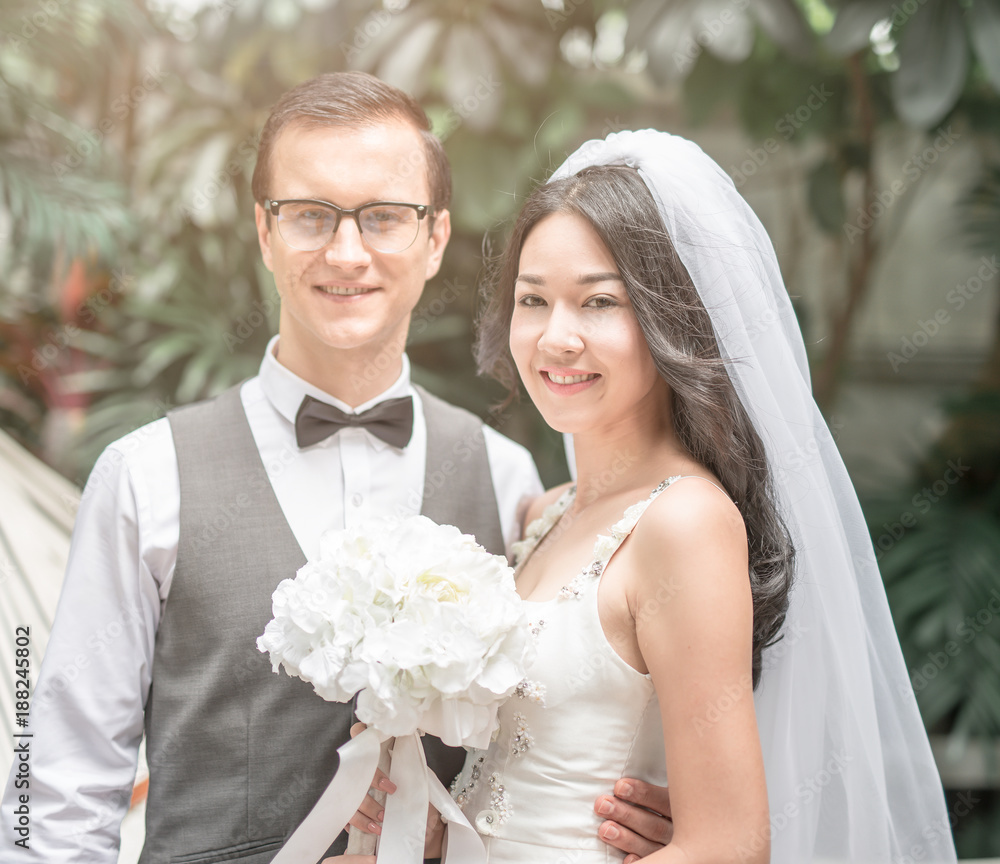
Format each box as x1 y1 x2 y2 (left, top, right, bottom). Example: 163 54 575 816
294 394 414 449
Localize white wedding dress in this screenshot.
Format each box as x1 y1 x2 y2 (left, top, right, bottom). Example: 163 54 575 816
452 479 679 863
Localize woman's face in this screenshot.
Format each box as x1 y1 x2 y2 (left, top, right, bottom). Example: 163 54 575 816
509 211 668 435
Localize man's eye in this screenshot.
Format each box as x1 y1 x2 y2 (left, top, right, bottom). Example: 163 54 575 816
285 207 331 223
366 207 407 226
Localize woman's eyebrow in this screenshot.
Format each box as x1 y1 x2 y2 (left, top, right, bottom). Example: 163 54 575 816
578 272 624 285
515 272 623 285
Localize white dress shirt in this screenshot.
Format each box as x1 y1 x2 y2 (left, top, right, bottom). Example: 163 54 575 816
1 337 542 862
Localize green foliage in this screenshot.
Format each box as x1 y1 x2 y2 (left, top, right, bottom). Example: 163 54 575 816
874 486 1000 740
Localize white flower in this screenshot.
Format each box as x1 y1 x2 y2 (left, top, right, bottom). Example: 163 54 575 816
257 515 534 748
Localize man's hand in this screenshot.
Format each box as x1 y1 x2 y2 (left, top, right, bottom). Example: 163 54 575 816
594 779 673 863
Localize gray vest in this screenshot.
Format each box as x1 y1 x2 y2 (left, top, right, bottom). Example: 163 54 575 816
140 382 503 864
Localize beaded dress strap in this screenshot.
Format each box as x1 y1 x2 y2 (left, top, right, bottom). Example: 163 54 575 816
556 475 682 600
511 476 687 601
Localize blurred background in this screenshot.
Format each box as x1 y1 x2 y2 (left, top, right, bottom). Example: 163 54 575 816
1 0 1000 857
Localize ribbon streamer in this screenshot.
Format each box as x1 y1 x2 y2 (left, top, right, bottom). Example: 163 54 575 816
270 727 486 864
376 734 429 862
270 726 383 864
427 771 486 861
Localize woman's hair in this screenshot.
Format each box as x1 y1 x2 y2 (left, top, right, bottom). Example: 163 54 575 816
476 165 794 688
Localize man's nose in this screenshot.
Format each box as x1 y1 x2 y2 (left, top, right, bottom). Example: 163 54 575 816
324 216 371 267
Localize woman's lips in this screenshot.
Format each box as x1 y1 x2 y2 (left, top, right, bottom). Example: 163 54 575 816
539 368 601 394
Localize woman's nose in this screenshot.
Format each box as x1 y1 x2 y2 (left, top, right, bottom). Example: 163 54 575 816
537 305 584 355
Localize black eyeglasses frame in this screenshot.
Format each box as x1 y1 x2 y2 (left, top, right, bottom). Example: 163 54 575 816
263 198 435 253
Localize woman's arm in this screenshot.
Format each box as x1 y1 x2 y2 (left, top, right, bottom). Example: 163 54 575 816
630 480 769 864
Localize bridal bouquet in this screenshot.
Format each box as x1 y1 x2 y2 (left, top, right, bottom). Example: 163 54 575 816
257 515 533 864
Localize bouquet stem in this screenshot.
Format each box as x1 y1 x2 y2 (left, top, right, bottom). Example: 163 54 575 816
345 737 393 856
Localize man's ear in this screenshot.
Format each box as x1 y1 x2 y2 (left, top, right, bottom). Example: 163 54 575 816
424 208 451 281
255 202 275 273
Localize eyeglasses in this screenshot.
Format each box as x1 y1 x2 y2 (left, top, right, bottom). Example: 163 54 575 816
264 198 435 254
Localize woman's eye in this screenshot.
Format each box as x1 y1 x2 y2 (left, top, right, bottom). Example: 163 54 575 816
585 295 618 308
516 294 544 307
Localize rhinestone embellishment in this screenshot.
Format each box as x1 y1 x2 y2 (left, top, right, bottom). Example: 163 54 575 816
514 678 546 705
510 712 533 757
450 753 485 806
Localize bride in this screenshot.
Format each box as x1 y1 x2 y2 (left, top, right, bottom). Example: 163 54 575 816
446 130 958 863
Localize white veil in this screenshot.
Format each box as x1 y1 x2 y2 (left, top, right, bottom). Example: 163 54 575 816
550 130 957 863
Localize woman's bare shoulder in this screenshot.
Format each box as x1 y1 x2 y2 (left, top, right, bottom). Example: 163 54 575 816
631 475 748 592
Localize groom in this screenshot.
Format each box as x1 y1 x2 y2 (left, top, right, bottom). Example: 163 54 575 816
1 72 670 863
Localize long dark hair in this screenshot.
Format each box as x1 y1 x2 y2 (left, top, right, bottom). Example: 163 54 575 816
476 164 793 688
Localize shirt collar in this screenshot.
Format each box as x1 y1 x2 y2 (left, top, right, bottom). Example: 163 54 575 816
258 335 413 427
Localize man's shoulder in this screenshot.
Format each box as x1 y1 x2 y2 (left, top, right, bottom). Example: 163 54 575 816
82 414 177 499
98 382 245 475
104 415 175 464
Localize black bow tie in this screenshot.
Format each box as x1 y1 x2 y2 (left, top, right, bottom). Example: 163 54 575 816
294 394 414 449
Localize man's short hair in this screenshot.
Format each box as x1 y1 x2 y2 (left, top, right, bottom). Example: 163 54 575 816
251 71 451 211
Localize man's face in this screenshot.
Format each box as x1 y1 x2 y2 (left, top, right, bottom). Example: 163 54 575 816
255 120 450 365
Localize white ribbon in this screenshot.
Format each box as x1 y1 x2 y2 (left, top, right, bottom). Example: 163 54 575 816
270 727 486 864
